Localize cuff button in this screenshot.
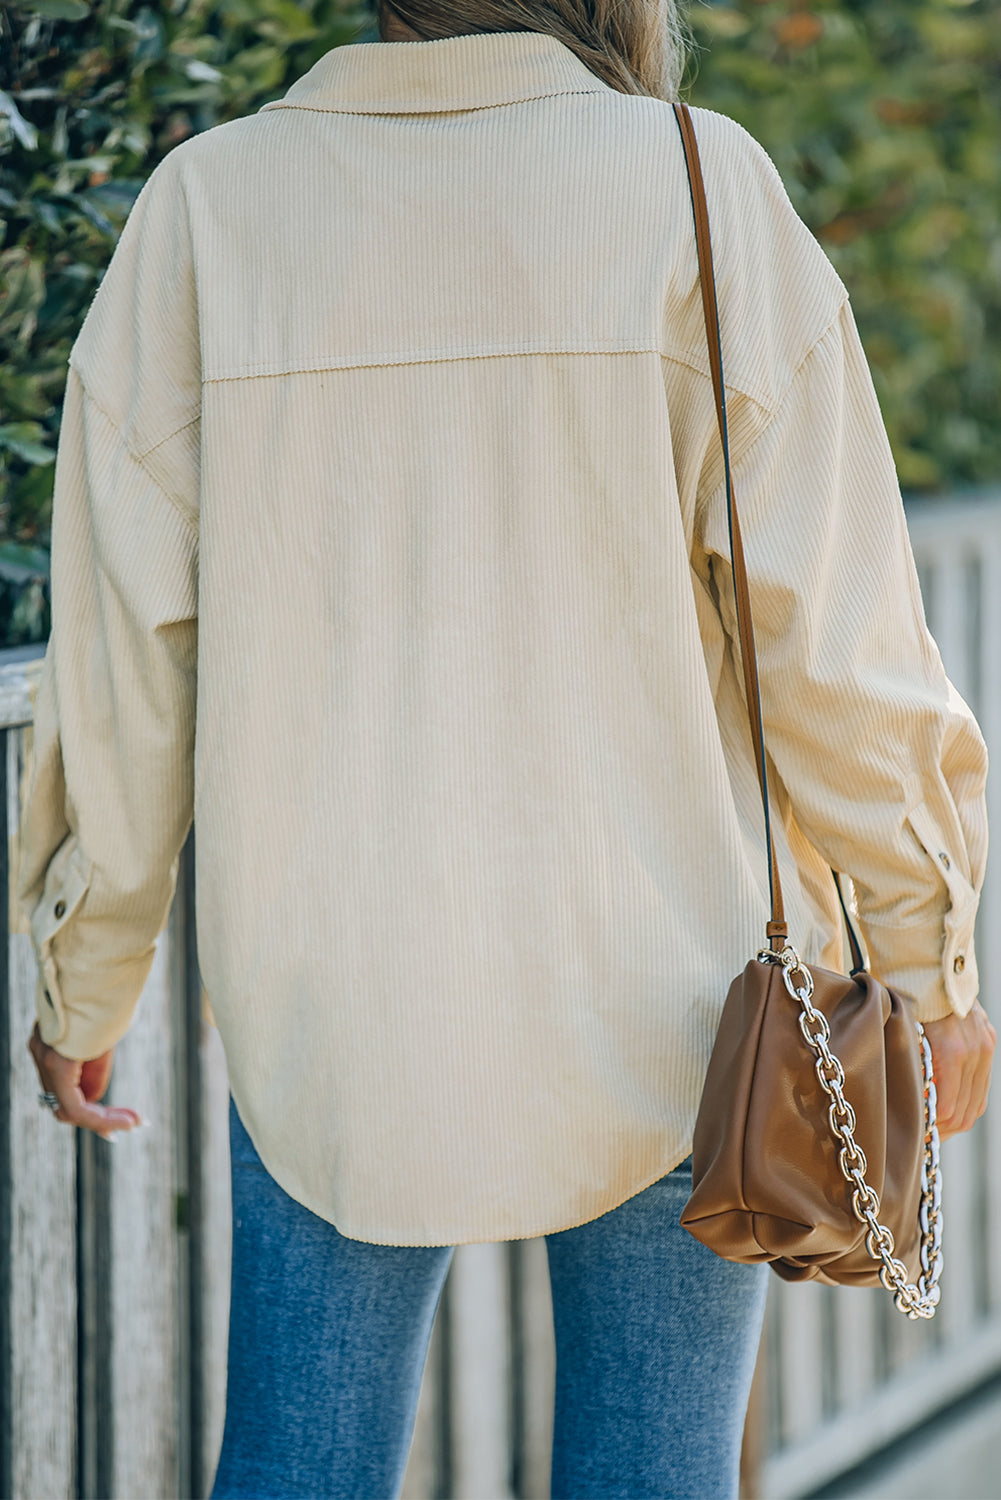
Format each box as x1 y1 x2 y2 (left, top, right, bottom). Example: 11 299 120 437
954 953 966 974
53 900 66 920
939 852 951 870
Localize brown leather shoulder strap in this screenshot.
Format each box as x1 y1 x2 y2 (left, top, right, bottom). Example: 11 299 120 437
672 102 786 946
672 103 871 970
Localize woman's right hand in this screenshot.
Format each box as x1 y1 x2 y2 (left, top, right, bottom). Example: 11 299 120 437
27 1023 142 1140
922 1001 996 1141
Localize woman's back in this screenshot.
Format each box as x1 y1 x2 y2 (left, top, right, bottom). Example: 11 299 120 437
23 31 986 1247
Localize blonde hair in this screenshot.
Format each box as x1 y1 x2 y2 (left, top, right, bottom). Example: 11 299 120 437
377 0 689 101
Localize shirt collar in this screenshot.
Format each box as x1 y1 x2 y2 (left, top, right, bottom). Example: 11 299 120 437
260 30 613 116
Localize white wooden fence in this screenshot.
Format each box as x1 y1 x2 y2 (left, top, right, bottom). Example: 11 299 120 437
1 490 999 1500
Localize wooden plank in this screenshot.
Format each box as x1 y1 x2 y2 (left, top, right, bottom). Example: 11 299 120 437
832 1283 880 1414
906 491 1001 558
882 1285 937 1387
509 1236 554 1500
934 1130 979 1349
740 1304 771 1500
198 1013 232 1499
924 546 969 694
106 915 183 1499
401 1289 445 1500
772 1278 826 1447
761 1319 1001 1500
76 1126 113 1500
982 968 1001 1313
0 725 8 1500
762 1287 784 1459
172 872 194 1500
178 841 201 1500
972 522 1001 1314
5 724 77 1500
448 1242 512 1500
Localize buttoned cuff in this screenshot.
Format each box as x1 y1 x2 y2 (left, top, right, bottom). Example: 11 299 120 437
858 787 983 1022
865 935 978 1023
30 839 94 1051
28 840 151 1060
861 850 979 1024
34 960 150 1061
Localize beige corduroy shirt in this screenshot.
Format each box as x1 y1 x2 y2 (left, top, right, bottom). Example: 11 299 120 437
19 31 988 1245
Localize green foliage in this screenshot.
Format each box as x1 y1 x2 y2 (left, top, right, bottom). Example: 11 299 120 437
0 0 369 643
686 0 1001 492
0 0 998 640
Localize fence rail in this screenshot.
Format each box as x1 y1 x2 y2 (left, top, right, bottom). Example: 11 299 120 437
1 490 999 1500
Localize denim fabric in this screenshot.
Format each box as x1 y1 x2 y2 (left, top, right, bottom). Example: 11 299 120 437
212 1097 768 1500
545 1167 768 1499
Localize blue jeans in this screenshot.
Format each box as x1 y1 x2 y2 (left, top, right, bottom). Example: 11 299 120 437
212 1097 768 1500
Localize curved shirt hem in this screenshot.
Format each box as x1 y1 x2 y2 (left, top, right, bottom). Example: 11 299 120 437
229 1092 696 1247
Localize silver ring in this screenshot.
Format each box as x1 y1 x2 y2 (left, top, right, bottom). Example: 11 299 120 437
37 1091 60 1113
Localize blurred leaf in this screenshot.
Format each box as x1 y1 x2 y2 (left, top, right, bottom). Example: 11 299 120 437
9 577 50 642
0 541 51 574
0 90 39 149
185 59 223 82
22 0 91 18
0 248 46 340
130 7 166 62
0 422 55 465
691 7 752 39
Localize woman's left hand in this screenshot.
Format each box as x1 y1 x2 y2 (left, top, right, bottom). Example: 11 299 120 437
923 1000 996 1141
28 1022 143 1139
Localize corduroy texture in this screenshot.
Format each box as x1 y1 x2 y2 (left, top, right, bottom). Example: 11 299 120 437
19 32 987 1245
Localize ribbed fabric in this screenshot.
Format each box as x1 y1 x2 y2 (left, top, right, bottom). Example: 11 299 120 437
19 32 987 1245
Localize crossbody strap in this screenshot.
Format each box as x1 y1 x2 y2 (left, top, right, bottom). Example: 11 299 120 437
673 103 865 971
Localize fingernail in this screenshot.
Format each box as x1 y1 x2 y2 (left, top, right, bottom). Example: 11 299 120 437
104 1133 120 1145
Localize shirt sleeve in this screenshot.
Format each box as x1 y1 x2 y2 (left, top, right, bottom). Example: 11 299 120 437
17 148 200 1061
696 299 988 1023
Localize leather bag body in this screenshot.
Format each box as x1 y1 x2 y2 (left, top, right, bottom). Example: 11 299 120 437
680 958 925 1286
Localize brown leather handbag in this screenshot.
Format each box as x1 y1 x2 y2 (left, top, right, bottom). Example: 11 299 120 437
671 103 942 1318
